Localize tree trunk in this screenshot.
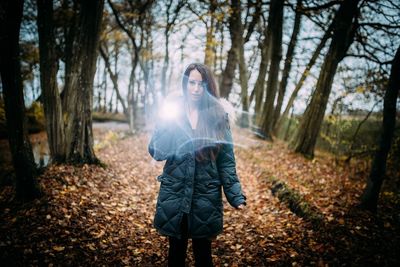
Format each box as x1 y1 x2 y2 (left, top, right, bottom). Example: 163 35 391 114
128 52 138 133
161 3 171 98
0 0 41 200
284 107 295 141
360 45 400 212
102 62 107 112
204 20 215 68
260 0 284 140
213 18 222 71
95 56 102 112
273 0 302 129
289 0 359 158
252 33 270 122
325 95 344 137
274 22 333 134
141 22 154 128
204 0 217 68
37 0 66 162
217 20 225 76
62 0 104 163
109 89 114 113
238 44 249 128
234 0 249 128
219 0 241 98
219 42 239 98
161 30 169 97
219 0 259 98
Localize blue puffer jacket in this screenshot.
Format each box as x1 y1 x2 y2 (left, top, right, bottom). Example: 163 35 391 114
148 100 246 239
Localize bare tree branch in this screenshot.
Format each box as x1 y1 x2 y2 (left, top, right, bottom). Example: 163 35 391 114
186 2 207 25
107 0 139 51
244 0 262 42
346 53 393 65
301 0 341 13
360 22 400 29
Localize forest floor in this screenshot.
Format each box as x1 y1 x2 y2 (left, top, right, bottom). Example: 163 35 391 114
0 124 399 266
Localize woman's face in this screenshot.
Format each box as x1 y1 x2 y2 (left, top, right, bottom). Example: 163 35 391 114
187 69 205 104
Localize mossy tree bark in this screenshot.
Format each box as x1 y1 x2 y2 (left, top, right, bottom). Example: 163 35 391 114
62 0 104 163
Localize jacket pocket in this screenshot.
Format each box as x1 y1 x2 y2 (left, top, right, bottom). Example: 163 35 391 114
157 173 183 189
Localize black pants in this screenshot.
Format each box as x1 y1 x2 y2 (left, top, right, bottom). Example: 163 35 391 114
168 215 213 267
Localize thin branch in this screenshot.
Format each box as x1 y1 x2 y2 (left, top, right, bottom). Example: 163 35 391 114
359 22 400 29
244 0 262 43
300 0 341 13
107 0 139 51
346 53 393 65
186 2 207 25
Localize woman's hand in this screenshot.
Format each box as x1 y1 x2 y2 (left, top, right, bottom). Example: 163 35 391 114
236 204 245 210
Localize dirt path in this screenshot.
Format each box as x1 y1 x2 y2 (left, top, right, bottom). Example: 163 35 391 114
91 127 400 266
96 127 313 266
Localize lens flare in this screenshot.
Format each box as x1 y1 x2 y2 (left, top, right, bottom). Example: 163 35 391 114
159 100 180 121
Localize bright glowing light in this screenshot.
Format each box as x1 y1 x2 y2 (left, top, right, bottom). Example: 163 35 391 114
159 100 180 121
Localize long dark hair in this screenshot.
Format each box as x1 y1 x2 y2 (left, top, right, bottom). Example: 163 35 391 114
182 63 226 161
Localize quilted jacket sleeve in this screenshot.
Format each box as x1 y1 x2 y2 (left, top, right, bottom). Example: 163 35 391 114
217 115 246 208
148 121 176 161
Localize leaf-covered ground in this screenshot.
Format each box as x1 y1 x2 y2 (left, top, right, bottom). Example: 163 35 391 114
0 125 399 266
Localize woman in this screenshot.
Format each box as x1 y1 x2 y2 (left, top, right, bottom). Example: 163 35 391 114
148 63 246 267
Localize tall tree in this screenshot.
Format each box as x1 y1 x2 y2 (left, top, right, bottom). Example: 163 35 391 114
237 29 249 128
272 0 303 128
290 0 360 158
274 22 334 134
37 0 65 162
219 27 240 97
360 45 400 212
62 0 104 163
252 0 278 123
252 25 270 120
0 0 41 200
219 0 261 98
228 0 249 127
259 0 284 140
204 0 218 68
